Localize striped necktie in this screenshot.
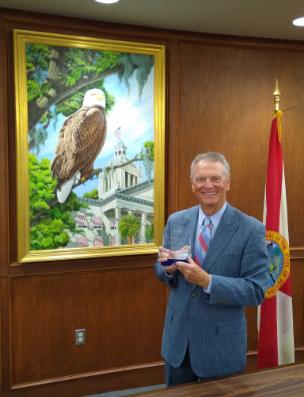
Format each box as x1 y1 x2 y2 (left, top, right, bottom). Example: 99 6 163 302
194 218 213 266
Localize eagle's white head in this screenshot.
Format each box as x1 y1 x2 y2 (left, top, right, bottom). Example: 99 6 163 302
83 88 106 108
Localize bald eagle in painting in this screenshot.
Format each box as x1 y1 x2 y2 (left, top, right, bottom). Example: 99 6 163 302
51 88 107 203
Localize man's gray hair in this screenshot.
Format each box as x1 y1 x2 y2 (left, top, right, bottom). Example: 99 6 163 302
190 152 230 179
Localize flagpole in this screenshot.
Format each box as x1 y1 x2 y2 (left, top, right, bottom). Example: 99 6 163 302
273 79 280 113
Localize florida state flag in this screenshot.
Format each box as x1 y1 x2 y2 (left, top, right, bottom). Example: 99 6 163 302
257 110 295 368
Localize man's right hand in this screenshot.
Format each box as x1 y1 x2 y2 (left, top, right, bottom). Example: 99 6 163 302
158 247 178 273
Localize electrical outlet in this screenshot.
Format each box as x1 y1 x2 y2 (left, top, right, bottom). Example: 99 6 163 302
75 328 86 345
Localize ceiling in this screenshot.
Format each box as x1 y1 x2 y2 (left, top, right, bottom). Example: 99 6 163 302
1 0 304 41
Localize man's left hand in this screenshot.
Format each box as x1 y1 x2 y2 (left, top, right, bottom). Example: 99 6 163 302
176 256 210 288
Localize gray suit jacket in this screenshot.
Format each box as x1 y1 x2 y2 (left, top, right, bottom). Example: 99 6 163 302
154 204 269 379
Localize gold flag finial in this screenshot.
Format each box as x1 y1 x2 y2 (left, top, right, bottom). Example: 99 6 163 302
273 79 280 112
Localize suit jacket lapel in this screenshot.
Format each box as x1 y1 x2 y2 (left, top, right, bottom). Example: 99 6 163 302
203 204 239 273
186 207 199 253
173 206 199 252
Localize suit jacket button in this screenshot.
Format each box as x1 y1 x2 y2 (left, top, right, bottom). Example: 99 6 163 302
191 292 197 297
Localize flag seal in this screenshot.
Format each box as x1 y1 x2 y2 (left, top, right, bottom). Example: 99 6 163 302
265 230 290 298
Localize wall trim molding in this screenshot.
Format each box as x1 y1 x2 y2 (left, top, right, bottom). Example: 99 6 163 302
11 361 164 390
11 349 304 392
290 247 304 259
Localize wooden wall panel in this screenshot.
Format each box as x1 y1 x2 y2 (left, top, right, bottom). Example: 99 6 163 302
175 41 304 243
0 5 304 397
290 259 304 347
0 14 10 395
0 16 9 274
11 268 165 385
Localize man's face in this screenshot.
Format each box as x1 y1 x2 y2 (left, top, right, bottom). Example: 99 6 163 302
191 160 230 215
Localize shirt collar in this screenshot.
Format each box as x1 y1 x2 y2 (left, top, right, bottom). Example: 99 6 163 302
198 202 227 233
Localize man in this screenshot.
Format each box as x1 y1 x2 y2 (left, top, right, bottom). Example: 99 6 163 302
154 152 269 386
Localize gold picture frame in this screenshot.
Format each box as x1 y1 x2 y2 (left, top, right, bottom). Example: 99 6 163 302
14 29 165 263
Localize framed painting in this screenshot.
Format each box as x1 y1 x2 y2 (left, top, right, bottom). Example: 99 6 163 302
13 29 165 263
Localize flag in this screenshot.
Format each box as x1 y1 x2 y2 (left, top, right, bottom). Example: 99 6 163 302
257 110 295 368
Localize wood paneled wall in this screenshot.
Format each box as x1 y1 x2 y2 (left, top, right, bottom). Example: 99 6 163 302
1 6 304 397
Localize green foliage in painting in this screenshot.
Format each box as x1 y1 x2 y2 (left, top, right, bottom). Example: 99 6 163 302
145 221 154 242
29 153 85 250
83 189 99 200
118 214 141 245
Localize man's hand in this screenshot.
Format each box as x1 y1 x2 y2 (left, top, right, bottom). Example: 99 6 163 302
176 256 210 288
157 247 178 273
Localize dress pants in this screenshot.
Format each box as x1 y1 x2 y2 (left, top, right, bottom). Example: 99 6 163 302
165 347 199 387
